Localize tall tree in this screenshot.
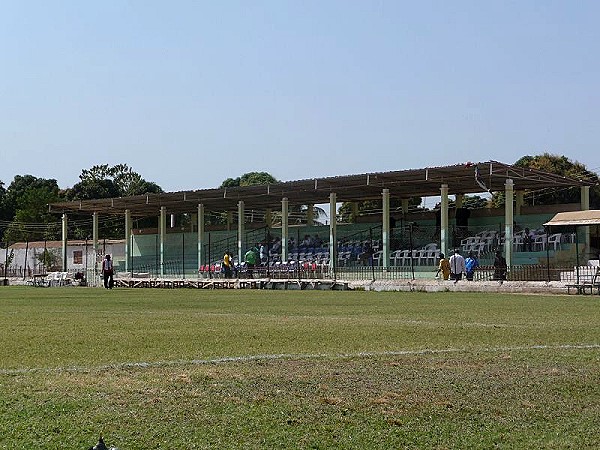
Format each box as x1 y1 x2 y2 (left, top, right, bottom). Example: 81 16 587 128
2 175 60 221
66 164 163 200
338 197 422 223
0 180 8 222
219 172 278 188
491 153 599 208
2 177 61 242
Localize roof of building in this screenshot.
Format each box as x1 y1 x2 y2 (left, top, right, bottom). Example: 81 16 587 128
49 160 594 218
544 210 600 227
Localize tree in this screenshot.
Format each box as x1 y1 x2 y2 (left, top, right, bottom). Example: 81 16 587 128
66 164 163 200
2 175 61 221
491 153 599 208
1 176 62 243
219 172 278 188
36 248 60 271
0 180 8 221
435 194 490 210
338 197 422 223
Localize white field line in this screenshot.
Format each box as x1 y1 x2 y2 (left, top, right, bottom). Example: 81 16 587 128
1 344 599 376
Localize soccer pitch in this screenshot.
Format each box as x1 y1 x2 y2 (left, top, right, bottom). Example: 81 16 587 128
1 287 599 449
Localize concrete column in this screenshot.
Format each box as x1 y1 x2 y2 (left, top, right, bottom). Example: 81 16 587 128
281 198 289 261
237 201 245 263
124 209 131 272
329 193 337 274
226 211 233 231
265 208 272 228
401 198 409 215
306 204 314 226
197 204 205 270
455 194 464 209
581 185 590 256
440 184 449 257
92 212 99 273
515 191 524 217
61 213 68 271
382 189 390 269
160 206 166 277
505 179 514 268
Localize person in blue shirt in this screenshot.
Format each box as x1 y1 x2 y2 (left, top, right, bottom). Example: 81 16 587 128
465 251 479 281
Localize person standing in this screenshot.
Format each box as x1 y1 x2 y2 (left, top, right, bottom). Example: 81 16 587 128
223 251 232 278
449 249 466 283
102 254 114 289
435 253 451 280
465 251 479 281
244 247 257 278
493 250 508 283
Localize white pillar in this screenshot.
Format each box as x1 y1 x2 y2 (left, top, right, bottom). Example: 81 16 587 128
237 201 245 263
515 191 524 217
505 179 514 268
265 208 272 228
581 185 590 256
281 198 289 261
382 189 390 269
61 213 68 271
401 198 409 215
306 203 314 226
125 209 131 272
329 193 337 274
197 204 205 271
160 206 166 277
92 212 99 274
440 184 449 257
226 211 233 231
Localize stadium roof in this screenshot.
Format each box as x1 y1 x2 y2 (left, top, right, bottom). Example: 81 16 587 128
49 160 595 218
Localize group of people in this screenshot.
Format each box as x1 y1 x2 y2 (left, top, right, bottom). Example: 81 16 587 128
436 248 507 283
221 246 260 279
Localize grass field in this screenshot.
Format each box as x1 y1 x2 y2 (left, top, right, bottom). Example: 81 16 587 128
1 286 599 449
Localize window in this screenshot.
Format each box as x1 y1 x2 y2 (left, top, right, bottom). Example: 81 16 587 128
73 250 83 265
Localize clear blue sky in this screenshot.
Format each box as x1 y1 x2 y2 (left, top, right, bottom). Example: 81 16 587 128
1 0 599 193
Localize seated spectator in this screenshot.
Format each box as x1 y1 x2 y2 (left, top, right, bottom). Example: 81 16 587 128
313 234 323 247
523 227 534 252
288 237 296 251
272 237 282 253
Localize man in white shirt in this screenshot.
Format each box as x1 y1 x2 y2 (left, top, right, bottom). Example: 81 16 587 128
449 249 466 283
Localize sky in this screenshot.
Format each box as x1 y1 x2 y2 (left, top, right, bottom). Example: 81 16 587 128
1 0 599 195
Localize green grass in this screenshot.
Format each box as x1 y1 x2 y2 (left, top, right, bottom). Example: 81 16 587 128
1 287 599 448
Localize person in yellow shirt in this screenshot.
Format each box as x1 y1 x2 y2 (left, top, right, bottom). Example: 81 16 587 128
435 253 451 280
223 251 232 278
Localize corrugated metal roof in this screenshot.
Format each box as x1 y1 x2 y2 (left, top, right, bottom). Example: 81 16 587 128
544 210 600 226
49 160 595 218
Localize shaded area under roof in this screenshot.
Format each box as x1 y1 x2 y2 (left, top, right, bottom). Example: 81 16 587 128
49 161 594 218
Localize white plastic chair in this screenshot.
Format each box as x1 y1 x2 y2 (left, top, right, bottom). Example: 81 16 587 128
533 234 547 251
372 251 383 266
390 250 403 266
547 233 562 251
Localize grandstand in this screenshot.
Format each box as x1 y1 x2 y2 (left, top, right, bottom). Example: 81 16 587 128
5 161 596 286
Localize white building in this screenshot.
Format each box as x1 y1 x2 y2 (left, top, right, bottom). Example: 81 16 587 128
3 240 125 278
